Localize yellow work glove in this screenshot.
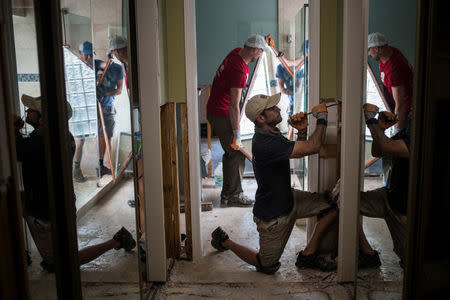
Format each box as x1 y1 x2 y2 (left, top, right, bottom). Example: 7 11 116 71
230 130 242 151
288 112 308 134
311 103 328 122
378 111 398 130
363 103 379 121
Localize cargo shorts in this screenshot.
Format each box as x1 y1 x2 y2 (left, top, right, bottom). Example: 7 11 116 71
25 216 54 265
254 189 333 271
98 106 116 138
360 187 407 261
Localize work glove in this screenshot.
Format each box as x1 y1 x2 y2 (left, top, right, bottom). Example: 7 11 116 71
378 111 398 130
311 103 328 121
230 130 242 151
288 112 308 134
13 115 24 131
363 103 379 121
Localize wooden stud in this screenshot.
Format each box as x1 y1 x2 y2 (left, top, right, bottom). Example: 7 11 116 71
160 103 181 258
180 103 193 259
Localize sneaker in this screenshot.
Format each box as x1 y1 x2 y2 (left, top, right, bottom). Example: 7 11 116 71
40 260 55 273
97 165 112 177
211 226 229 252
358 250 381 268
295 251 337 272
73 167 87 182
227 194 255 207
113 227 137 251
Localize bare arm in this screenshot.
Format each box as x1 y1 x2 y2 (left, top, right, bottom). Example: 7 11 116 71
229 87 242 131
278 78 292 95
391 85 407 129
105 79 123 97
290 124 326 158
368 122 409 158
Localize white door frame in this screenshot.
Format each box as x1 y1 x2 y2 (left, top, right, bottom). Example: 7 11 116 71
184 0 203 261
337 0 368 282
136 0 167 282
307 0 320 193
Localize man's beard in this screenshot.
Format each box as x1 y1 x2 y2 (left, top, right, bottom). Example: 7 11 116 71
267 116 282 127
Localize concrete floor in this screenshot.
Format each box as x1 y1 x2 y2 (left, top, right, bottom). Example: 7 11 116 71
25 173 403 299
159 177 403 299
27 178 140 299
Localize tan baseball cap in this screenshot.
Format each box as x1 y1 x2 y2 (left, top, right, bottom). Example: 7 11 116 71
21 94 72 119
245 93 281 122
21 94 42 113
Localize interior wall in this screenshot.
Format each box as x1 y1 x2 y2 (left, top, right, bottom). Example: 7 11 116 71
166 0 187 103
195 0 278 85
368 0 417 85
158 0 168 106
319 0 343 100
12 8 40 124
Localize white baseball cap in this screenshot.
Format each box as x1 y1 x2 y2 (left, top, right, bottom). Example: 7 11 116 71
245 93 281 122
21 94 72 119
245 34 266 50
368 32 387 48
108 36 127 55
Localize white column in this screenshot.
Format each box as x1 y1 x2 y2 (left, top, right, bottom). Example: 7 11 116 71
337 0 368 282
184 0 203 261
136 0 167 282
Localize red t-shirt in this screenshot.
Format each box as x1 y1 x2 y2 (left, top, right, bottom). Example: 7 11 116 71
207 48 249 117
379 46 414 114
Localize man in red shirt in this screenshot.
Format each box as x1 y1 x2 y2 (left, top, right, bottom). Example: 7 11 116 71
368 32 414 130
207 34 266 206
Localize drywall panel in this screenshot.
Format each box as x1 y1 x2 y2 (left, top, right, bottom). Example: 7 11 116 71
165 0 187 103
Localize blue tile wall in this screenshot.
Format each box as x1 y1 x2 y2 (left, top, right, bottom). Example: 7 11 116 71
17 73 40 82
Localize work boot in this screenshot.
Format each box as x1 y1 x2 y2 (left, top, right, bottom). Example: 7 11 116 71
358 250 381 268
226 194 255 207
295 251 337 272
113 227 136 251
73 167 87 183
97 165 112 177
211 226 229 252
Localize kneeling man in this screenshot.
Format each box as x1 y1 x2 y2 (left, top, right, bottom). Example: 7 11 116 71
211 93 338 273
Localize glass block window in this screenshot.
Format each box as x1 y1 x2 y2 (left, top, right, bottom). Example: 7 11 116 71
63 47 97 137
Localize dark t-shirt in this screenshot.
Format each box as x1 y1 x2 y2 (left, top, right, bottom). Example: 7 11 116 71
95 59 124 107
386 127 410 215
252 127 295 221
16 129 76 221
16 130 49 220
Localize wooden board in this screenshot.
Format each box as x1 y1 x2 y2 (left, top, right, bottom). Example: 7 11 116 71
180 103 193 259
160 103 181 258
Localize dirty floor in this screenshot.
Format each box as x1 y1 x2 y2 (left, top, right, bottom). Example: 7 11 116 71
159 177 403 299
25 175 403 299
26 179 140 299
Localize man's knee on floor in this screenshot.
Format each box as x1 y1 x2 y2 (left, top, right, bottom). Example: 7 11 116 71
255 253 281 275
